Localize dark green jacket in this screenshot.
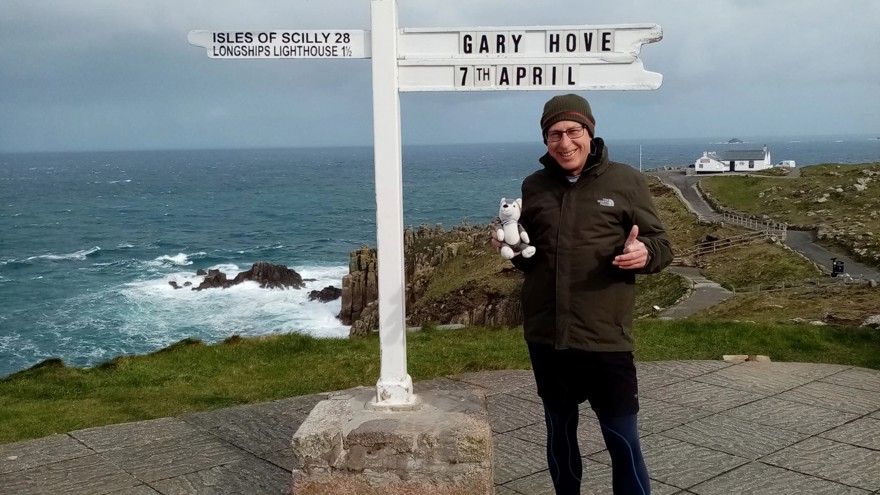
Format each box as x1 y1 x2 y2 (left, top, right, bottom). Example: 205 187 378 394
512 138 673 352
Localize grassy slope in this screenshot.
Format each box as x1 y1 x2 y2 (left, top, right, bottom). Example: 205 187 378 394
700 163 880 268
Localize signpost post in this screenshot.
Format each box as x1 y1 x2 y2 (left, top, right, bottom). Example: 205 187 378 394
189 0 662 408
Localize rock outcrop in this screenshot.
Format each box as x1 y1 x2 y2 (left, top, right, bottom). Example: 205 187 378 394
191 262 304 291
341 223 524 337
308 286 342 302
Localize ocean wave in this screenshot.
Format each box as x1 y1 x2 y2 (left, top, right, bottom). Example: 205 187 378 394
24 246 102 262
149 251 207 267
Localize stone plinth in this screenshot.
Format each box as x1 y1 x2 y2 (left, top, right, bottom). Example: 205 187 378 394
291 386 494 495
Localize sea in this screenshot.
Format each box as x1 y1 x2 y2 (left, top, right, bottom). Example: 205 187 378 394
2 135 879 377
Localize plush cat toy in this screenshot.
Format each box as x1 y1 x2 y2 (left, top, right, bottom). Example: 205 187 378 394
496 198 536 259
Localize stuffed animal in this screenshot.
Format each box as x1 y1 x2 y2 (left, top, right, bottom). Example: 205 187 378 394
496 198 536 259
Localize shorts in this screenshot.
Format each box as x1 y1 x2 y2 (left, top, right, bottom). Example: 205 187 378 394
527 342 639 417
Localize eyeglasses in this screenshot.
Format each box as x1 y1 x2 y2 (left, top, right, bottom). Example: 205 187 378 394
546 126 587 142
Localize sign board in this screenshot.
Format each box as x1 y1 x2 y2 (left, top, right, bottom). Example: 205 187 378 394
396 24 662 91
187 30 370 58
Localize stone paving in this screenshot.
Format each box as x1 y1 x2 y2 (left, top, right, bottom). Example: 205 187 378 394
2 361 879 494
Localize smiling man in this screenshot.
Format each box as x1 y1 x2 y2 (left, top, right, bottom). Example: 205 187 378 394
509 93 673 495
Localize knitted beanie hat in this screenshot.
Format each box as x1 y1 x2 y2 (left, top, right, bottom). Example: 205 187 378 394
540 94 596 143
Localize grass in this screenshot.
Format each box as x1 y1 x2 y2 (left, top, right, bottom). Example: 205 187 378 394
699 241 824 290
2 321 878 444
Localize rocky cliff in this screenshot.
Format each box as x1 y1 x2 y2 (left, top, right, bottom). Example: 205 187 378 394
340 222 523 337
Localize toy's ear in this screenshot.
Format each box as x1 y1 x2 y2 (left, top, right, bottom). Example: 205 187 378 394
516 198 523 209
500 197 506 205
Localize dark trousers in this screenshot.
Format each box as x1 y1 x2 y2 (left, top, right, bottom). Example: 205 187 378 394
543 402 651 495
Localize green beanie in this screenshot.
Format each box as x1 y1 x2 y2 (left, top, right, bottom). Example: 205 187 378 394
540 94 596 143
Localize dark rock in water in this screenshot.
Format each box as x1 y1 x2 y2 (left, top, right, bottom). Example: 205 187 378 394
196 269 207 276
309 286 342 303
208 269 220 276
169 281 181 289
232 262 304 289
184 281 192 287
192 262 304 291
194 270 231 291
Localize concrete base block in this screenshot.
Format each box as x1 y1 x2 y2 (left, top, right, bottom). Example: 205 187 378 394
291 386 494 495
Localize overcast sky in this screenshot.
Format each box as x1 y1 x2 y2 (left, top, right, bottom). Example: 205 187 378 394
1 0 878 152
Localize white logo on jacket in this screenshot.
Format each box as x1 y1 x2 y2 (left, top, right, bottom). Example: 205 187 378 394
598 198 615 207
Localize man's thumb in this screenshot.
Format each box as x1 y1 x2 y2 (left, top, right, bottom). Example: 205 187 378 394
626 225 639 245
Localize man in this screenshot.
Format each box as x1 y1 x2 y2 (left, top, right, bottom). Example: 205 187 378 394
509 94 673 495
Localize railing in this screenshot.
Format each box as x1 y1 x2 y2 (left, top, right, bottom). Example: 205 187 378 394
673 212 788 263
702 212 788 240
677 231 772 259
730 276 871 295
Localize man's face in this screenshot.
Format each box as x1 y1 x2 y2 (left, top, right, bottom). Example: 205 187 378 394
546 120 591 176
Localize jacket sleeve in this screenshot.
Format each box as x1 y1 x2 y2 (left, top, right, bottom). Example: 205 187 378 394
631 174 674 274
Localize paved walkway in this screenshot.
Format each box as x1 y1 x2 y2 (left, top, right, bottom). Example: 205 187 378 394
660 267 733 319
2 363 879 494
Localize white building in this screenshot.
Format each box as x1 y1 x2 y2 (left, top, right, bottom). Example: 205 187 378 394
693 145 771 173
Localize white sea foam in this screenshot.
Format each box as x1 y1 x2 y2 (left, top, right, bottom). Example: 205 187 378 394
25 246 101 262
117 263 350 353
150 252 207 267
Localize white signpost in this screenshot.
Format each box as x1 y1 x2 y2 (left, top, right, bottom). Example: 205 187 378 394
189 0 662 408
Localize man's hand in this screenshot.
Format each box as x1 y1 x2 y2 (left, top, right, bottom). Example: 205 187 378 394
612 225 649 270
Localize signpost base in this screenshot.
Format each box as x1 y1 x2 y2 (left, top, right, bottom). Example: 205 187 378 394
374 374 415 408
292 385 494 495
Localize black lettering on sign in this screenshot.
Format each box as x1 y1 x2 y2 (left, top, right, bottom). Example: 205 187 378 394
213 32 254 44
547 33 560 53
475 66 492 83
479 35 491 53
516 67 528 86
511 34 523 52
582 31 595 52
497 67 510 85
458 66 469 86
601 31 614 51
461 34 473 54
546 29 615 53
566 33 577 52
496 34 506 53
532 66 543 85
567 66 576 85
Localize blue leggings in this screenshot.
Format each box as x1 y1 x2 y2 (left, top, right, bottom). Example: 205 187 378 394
543 402 650 495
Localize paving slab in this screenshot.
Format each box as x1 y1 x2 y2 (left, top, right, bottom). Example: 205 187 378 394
776 380 880 415
0 433 94 474
660 413 808 460
725 396 860 435
820 417 880 450
762 437 880 492
492 433 547 485
820 367 880 392
690 461 871 495
502 457 679 495
148 456 291 495
487 393 546 434
2 362 879 494
641 378 767 413
0 453 141 495
105 429 253 483
590 434 749 490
